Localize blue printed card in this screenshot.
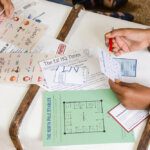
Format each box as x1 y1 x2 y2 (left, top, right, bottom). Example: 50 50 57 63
114 58 137 77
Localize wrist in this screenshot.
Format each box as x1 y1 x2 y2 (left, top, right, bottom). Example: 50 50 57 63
148 88 150 110
145 29 150 47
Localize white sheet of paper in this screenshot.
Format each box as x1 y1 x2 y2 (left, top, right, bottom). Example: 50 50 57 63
40 49 109 90
99 50 121 81
54 66 87 85
32 32 69 54
109 104 149 132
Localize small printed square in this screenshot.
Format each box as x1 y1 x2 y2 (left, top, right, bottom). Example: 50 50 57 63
57 44 66 55
114 58 137 77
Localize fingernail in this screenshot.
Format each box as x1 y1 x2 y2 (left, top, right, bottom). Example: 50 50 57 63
115 79 121 84
105 33 111 37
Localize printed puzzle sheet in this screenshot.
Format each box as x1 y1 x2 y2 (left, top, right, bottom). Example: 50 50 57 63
0 1 70 54
0 53 60 88
0 15 47 52
43 89 134 146
40 49 109 90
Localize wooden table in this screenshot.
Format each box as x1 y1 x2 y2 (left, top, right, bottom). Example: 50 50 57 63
0 0 150 149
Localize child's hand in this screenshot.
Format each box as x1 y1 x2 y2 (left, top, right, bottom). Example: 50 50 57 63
105 28 150 56
0 0 14 17
109 79 150 110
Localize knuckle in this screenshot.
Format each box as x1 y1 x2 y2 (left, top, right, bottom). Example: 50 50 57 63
122 101 130 109
122 90 128 98
123 89 133 98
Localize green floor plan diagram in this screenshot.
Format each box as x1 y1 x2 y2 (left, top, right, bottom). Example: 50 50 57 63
43 89 134 146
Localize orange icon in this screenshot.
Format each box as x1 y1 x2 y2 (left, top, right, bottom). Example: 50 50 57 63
23 20 30 26
10 76 17 81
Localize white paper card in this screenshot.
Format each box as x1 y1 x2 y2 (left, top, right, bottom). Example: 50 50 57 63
54 66 87 85
109 104 149 132
99 50 121 81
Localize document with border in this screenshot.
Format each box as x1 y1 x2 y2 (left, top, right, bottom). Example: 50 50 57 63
109 104 149 132
40 49 109 90
43 89 134 146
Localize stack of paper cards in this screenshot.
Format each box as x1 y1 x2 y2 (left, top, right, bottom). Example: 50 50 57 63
99 50 138 80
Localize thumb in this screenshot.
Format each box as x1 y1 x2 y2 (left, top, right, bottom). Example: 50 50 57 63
119 81 136 87
109 79 127 94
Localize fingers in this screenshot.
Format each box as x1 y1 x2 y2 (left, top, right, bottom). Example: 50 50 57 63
109 80 131 106
119 82 138 88
112 37 130 55
105 29 131 55
105 28 129 39
115 36 130 52
109 80 138 96
0 0 14 17
109 79 127 95
110 79 135 88
114 50 124 56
